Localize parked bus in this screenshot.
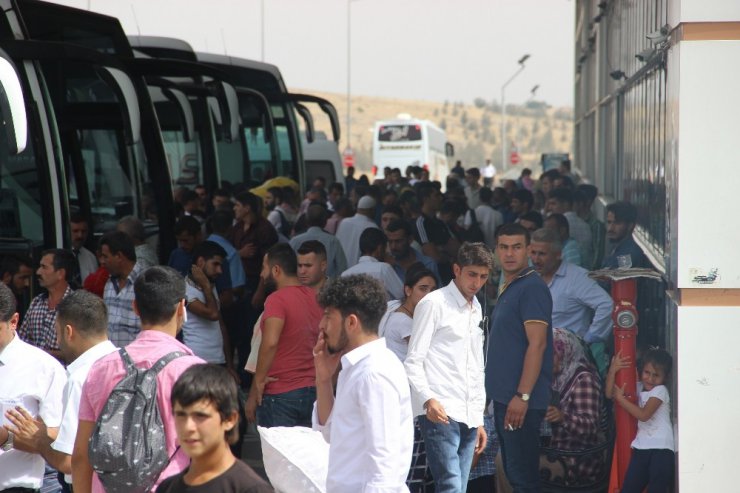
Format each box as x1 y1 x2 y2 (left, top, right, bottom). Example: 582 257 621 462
198 52 341 191
0 0 176 261
372 116 453 182
129 38 341 192
302 131 344 187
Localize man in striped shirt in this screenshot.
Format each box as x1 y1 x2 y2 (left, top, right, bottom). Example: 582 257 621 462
99 231 144 347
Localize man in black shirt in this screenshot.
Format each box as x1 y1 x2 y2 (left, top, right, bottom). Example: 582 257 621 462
157 365 273 493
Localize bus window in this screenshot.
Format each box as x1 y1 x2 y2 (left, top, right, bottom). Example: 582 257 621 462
215 136 244 186
244 126 272 184
79 129 138 233
162 129 203 188
0 122 42 243
147 86 204 189
275 125 293 178
378 124 422 142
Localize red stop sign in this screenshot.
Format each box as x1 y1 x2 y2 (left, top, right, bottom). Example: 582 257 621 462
343 147 355 167
510 152 520 165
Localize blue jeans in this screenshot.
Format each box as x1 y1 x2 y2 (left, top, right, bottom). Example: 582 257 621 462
257 386 316 428
493 401 545 493
420 416 478 493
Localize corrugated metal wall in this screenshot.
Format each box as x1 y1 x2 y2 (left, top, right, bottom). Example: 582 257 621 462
574 0 670 347
575 0 669 259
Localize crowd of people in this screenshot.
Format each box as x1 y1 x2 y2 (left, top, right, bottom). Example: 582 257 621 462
0 159 674 493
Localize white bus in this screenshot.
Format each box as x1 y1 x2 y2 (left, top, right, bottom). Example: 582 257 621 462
372 116 453 183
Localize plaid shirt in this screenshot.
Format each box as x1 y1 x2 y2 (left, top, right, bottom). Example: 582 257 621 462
469 413 501 480
17 285 73 351
548 369 606 484
104 262 144 347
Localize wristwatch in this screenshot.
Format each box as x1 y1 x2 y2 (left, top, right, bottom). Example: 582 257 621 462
515 392 530 402
1 430 13 451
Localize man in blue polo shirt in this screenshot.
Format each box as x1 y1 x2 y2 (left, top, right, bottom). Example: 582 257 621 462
487 223 553 493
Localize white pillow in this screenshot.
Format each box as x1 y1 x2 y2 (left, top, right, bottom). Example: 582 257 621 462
258 426 329 493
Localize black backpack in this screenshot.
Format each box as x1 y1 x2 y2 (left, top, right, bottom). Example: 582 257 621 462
464 208 486 243
276 209 293 237
89 349 184 493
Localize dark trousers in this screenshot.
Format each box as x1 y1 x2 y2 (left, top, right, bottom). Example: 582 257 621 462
621 448 675 493
493 401 545 493
256 386 316 428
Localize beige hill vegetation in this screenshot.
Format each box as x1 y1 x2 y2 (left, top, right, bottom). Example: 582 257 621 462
292 89 573 176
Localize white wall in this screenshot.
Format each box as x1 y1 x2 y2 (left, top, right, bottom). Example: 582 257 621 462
678 1 740 23
676 40 740 288
677 306 740 490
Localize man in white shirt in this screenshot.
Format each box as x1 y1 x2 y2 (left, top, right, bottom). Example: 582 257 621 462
183 241 232 366
466 187 504 248
336 195 380 267
4 290 116 490
341 228 404 300
464 167 483 210
0 283 67 491
482 159 496 188
405 242 492 492
70 214 98 283
313 275 413 493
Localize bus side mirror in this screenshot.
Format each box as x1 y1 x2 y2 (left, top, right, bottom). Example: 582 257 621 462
445 142 454 157
0 56 27 154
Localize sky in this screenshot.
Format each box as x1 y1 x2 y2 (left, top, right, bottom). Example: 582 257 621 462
51 0 575 107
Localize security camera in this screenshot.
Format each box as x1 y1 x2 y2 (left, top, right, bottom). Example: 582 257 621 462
646 24 671 45
635 48 656 62
609 70 627 81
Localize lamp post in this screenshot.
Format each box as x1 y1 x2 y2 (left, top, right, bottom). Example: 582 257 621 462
501 54 530 172
261 0 265 61
347 0 351 150
346 0 363 156
528 84 540 103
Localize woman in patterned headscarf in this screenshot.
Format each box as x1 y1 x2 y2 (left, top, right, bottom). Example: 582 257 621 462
541 328 607 485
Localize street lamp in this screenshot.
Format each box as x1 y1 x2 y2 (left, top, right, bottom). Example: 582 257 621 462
261 0 265 61
501 54 530 172
529 84 540 99
346 0 362 153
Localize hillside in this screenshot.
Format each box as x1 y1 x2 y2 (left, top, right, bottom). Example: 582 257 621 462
291 89 573 175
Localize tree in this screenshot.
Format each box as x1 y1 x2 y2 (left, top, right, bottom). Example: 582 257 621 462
439 119 447 130
473 97 487 109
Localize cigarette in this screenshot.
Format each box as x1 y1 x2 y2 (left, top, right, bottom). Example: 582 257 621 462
507 424 514 431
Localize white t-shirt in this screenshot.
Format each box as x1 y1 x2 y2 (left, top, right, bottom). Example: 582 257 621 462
183 279 225 364
0 335 66 489
378 301 413 362
51 340 117 483
632 383 675 451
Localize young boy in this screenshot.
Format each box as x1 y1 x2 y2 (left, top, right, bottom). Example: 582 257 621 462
157 364 273 492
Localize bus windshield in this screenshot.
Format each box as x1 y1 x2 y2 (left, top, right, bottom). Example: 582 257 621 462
0 118 42 244
378 124 422 142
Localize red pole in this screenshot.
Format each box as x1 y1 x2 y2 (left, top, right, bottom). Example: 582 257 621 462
610 278 639 490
